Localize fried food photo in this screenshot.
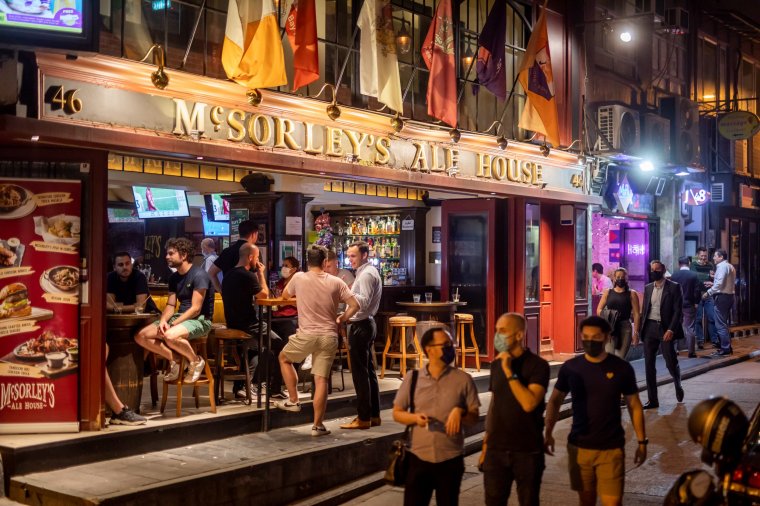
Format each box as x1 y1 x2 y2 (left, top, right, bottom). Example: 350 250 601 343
48 219 74 238
0 245 17 267
48 266 79 291
0 184 28 213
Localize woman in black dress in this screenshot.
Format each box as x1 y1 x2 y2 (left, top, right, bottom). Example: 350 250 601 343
597 268 641 359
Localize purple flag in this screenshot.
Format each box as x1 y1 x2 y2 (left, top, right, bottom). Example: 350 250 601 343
476 0 507 100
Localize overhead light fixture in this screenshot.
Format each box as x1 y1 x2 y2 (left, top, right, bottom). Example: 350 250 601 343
619 30 632 42
141 44 169 90
539 144 550 157
640 160 655 172
490 192 496 195
485 120 508 150
449 127 461 143
30 135 39 142
391 112 405 133
461 46 474 70
247 89 262 106
675 170 689 176
319 171 326 175
196 156 204 160
396 19 411 55
310 83 342 121
577 153 587 165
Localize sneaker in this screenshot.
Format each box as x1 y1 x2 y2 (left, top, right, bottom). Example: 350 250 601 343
164 361 180 382
183 358 205 383
274 399 301 412
111 406 147 426
301 354 313 371
270 390 288 400
311 425 331 437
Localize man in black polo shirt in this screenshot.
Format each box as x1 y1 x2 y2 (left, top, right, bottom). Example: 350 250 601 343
221 242 285 399
106 252 157 314
480 312 549 506
545 316 647 506
207 219 258 293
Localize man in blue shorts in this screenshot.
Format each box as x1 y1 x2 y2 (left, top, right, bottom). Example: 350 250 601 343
135 237 214 384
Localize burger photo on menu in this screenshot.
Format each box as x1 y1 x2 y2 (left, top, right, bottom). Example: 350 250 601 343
0 282 31 319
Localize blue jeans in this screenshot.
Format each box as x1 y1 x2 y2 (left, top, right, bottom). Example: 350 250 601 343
713 294 733 353
483 450 545 506
695 298 717 345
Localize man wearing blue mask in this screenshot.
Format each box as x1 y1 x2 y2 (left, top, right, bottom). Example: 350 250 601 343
545 316 647 506
480 313 549 506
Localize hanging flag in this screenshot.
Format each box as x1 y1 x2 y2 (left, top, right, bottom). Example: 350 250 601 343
286 0 319 91
358 0 404 113
475 0 507 100
421 0 457 127
517 3 560 147
222 0 287 89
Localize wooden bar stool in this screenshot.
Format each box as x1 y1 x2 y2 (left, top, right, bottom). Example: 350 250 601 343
160 335 217 418
381 316 422 378
211 327 253 405
455 313 480 371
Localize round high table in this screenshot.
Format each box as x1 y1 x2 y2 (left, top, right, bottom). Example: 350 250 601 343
395 301 467 337
105 313 157 414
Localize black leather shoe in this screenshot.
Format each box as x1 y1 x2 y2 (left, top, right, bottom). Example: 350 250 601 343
697 343 704 350
712 349 733 357
643 402 659 410
676 387 684 402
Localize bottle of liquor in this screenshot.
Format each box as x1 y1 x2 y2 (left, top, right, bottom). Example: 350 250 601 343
351 217 358 235
393 239 400 258
393 216 400 234
385 216 394 234
368 217 376 235
377 217 386 235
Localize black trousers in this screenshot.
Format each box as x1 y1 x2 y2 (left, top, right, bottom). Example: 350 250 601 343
643 320 681 404
404 453 465 506
348 318 380 420
483 450 544 506
232 322 285 392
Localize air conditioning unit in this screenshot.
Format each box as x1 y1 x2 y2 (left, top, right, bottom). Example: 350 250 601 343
710 182 725 203
665 7 689 34
640 114 671 162
660 96 699 166
596 105 640 153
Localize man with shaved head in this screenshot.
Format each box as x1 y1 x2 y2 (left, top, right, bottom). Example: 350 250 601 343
480 313 550 506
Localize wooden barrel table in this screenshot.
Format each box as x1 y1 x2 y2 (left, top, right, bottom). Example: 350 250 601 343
106 313 156 414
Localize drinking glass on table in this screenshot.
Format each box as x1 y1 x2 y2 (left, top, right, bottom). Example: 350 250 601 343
452 292 460 303
413 294 421 303
113 302 124 314
424 292 433 304
135 301 145 315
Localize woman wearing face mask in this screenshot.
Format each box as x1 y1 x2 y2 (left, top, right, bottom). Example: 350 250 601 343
272 256 300 338
597 268 641 360
393 327 481 506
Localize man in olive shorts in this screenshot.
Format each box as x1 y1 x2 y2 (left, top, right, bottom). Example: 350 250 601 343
274 244 359 436
544 316 647 506
135 237 214 384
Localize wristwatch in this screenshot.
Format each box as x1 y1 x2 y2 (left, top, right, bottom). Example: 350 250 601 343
638 438 649 446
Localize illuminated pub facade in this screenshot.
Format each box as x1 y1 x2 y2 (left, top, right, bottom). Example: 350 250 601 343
0 0 600 431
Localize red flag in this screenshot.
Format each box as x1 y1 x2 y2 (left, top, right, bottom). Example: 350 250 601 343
421 0 457 127
285 0 319 91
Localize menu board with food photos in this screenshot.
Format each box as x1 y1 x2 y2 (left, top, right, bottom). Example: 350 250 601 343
0 178 81 433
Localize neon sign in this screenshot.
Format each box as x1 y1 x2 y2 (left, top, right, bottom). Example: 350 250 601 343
627 244 646 256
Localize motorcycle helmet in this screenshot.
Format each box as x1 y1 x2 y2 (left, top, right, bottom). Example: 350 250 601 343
688 397 749 471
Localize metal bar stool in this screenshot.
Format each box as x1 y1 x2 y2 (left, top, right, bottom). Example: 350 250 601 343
160 334 217 418
211 327 253 405
381 316 422 378
455 313 480 371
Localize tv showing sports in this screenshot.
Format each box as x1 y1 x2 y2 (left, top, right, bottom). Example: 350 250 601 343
201 208 229 237
132 186 190 219
0 0 97 51
204 194 230 221
107 208 142 223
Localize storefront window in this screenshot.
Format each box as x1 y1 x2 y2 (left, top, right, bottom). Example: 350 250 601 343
575 207 587 299
525 203 540 302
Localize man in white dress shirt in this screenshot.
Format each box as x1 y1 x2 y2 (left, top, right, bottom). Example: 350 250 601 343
704 249 736 356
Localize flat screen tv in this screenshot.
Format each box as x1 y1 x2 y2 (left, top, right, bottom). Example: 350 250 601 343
107 207 142 223
201 208 229 237
204 194 230 221
132 186 190 219
0 0 98 52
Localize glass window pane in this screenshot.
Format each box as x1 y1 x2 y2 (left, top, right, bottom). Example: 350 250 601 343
575 208 587 299
525 203 540 302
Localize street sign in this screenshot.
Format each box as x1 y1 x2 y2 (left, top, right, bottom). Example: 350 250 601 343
718 111 760 140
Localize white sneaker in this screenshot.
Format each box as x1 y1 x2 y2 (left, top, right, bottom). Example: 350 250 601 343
183 358 205 383
311 425 331 437
302 354 313 371
164 361 180 382
274 399 301 412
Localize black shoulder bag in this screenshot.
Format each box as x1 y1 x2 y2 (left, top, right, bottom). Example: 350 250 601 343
384 369 419 486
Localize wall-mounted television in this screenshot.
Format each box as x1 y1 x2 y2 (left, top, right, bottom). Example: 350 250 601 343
0 0 98 52
132 186 190 219
107 207 142 223
204 194 230 222
201 208 229 237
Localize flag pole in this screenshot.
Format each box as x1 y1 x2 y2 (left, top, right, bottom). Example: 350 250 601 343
335 22 363 91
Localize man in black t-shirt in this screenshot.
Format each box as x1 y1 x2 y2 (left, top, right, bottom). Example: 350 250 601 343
545 316 647 506
135 238 214 384
480 313 549 506
207 219 257 293
106 252 157 314
221 243 285 398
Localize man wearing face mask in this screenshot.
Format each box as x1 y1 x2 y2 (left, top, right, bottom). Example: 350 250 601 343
639 260 685 409
545 316 647 506
479 313 549 506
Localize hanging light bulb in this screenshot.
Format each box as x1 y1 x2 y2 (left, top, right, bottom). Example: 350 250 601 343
396 20 411 55
461 46 474 70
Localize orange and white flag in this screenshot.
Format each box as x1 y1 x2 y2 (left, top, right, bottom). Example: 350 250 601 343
517 3 560 147
222 0 287 89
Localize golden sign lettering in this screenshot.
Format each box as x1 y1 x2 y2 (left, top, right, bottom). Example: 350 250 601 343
0 363 44 379
33 193 74 206
0 320 40 338
30 241 78 254
0 267 34 279
42 293 79 305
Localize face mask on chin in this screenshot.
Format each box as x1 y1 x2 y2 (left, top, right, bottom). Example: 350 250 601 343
441 345 456 365
582 339 605 358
